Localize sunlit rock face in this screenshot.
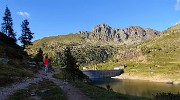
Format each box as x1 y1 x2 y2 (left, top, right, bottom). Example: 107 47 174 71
79 23 159 45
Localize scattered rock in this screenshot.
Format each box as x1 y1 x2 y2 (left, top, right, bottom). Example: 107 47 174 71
166 81 173 84
40 89 49 93
173 81 180 85
0 58 9 64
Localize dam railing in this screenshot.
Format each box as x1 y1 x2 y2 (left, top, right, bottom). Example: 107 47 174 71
82 70 123 79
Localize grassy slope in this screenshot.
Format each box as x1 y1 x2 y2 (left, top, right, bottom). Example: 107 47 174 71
114 24 180 81
32 33 82 47
0 41 34 87
141 26 180 64
0 63 34 87
26 33 82 56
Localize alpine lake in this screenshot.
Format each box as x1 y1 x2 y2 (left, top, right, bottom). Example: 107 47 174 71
92 78 180 98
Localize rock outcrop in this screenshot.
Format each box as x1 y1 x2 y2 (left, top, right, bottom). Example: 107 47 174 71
79 23 159 45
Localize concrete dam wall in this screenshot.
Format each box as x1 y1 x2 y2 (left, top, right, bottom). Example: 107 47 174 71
82 70 123 79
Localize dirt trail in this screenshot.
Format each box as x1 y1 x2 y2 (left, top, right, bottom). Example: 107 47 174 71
0 74 43 100
49 77 91 100
0 68 91 100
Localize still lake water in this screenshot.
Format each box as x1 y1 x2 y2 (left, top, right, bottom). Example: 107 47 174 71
92 78 180 98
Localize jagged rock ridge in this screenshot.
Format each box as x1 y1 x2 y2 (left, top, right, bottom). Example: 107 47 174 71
79 23 159 45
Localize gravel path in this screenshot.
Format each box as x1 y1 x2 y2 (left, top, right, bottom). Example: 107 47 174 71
0 74 43 100
0 68 91 100
49 77 91 100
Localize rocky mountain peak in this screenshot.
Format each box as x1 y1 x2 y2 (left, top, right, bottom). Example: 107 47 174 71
92 23 112 33
95 23 110 28
80 23 160 45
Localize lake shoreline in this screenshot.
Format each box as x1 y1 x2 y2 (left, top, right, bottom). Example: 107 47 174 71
112 73 180 85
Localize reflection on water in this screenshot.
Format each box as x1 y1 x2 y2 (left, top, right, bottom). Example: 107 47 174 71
92 78 180 98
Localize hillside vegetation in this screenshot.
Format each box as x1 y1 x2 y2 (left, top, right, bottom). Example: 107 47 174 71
26 24 158 66
140 23 180 64
0 32 34 87
96 24 180 82
26 23 180 81
26 34 82 56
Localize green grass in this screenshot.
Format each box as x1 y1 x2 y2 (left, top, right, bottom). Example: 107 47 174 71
140 27 180 63
0 40 37 87
84 61 121 70
154 92 180 100
120 61 180 81
0 64 34 87
27 33 82 56
8 79 67 100
8 89 31 100
135 29 180 79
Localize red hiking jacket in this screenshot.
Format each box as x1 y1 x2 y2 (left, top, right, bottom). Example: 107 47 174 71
44 58 48 66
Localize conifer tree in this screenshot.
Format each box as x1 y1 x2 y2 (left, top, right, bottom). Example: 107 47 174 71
64 46 79 71
1 6 16 44
63 46 87 81
35 48 43 62
19 19 34 49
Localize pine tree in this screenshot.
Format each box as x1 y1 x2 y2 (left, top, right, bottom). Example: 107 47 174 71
63 46 87 81
35 48 43 62
19 19 34 49
64 46 79 71
1 6 16 44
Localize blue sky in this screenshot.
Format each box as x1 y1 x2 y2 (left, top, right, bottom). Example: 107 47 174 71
1 0 180 41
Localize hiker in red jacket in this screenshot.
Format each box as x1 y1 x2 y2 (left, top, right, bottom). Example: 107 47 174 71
43 56 49 73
